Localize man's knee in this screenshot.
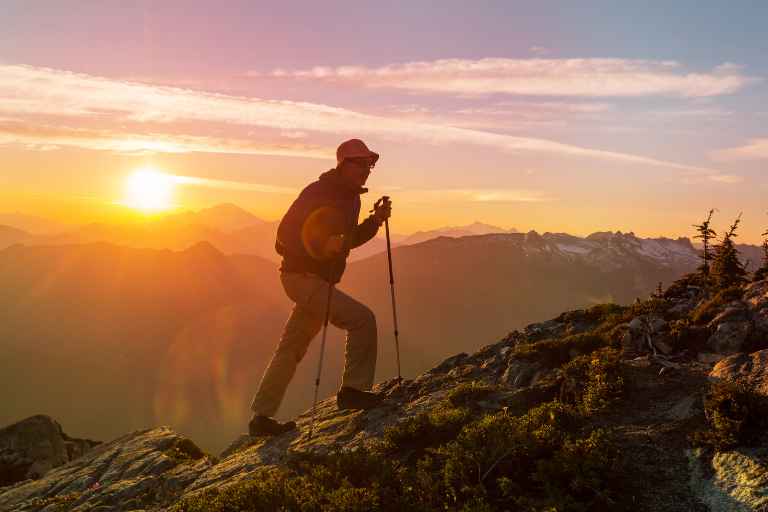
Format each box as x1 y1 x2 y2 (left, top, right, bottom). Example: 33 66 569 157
357 305 377 331
277 319 320 362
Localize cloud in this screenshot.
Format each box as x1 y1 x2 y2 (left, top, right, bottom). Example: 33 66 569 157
711 138 768 161
397 188 555 204
171 175 298 194
254 58 756 98
0 64 733 180
707 174 744 184
0 119 332 158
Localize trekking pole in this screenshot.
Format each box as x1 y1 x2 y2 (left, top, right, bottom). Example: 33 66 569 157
373 196 402 382
309 261 336 439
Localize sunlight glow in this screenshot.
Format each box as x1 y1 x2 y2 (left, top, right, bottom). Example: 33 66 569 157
124 168 175 212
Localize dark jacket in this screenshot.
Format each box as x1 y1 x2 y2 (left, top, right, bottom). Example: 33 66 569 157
275 168 381 283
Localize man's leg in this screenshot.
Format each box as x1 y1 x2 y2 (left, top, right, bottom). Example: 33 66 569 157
250 303 323 417
324 289 378 391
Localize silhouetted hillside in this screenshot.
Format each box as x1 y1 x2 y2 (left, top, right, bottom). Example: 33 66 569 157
0 242 288 452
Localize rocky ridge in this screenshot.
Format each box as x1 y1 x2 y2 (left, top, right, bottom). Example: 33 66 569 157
2 277 768 510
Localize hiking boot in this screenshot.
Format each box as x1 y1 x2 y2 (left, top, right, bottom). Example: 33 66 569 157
248 415 296 437
336 386 384 410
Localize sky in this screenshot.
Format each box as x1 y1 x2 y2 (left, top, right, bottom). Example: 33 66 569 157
2 0 768 241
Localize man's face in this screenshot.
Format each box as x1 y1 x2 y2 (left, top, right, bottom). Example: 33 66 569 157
339 157 374 188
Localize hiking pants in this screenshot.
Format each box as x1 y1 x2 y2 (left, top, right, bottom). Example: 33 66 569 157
250 271 378 417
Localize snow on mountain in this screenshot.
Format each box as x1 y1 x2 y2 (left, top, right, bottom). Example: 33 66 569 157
440 230 701 271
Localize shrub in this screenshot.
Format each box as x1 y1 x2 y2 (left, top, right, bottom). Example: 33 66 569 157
690 286 744 325
555 304 627 336
379 405 472 456
172 465 383 512
533 429 619 511
447 381 499 408
514 332 607 368
438 402 622 510
561 348 625 416
174 401 624 512
628 297 669 318
690 380 768 450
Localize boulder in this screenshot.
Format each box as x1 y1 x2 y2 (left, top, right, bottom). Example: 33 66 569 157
652 335 675 355
0 426 208 511
500 359 541 388
707 321 752 354
688 447 768 512
698 352 727 365
0 415 99 487
649 316 667 334
710 349 768 396
744 279 768 338
629 317 645 333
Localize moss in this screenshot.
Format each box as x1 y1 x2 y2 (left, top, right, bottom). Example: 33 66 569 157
561 348 625 417
514 332 608 368
691 286 744 325
29 492 81 511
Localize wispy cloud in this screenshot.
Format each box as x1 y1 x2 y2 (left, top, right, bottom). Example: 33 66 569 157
0 64 734 181
711 138 768 161
396 188 555 204
0 119 331 158
172 175 297 194
256 59 756 98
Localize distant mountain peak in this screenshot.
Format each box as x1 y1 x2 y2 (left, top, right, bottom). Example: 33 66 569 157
201 203 253 215
183 240 223 256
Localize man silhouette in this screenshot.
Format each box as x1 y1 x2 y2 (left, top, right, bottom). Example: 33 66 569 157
249 138 392 436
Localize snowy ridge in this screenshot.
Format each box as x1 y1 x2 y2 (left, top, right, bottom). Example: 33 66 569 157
428 230 701 271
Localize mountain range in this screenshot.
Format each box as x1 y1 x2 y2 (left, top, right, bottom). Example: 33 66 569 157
0 225 735 452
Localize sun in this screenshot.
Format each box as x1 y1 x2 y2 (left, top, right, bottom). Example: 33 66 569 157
124 168 175 212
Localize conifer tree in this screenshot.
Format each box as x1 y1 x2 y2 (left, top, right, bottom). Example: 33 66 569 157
710 213 747 289
754 227 768 282
693 209 717 277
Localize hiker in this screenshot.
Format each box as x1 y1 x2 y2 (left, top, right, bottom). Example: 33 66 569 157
249 138 392 436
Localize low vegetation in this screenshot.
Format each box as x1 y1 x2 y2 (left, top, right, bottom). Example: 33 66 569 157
690 380 768 451
690 286 744 325
173 341 630 512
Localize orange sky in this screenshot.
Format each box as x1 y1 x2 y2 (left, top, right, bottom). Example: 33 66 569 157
2 3 768 242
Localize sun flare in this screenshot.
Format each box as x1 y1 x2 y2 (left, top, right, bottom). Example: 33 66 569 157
124 168 175 212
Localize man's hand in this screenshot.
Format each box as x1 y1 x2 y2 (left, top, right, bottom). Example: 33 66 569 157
373 198 392 225
322 234 345 258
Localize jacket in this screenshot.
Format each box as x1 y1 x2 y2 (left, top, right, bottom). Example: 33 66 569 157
275 168 381 283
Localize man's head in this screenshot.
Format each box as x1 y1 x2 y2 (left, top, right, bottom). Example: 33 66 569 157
336 139 379 189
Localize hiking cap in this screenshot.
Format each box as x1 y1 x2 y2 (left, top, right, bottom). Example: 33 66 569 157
336 139 379 166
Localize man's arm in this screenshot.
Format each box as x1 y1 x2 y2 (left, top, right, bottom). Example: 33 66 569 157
345 214 381 250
